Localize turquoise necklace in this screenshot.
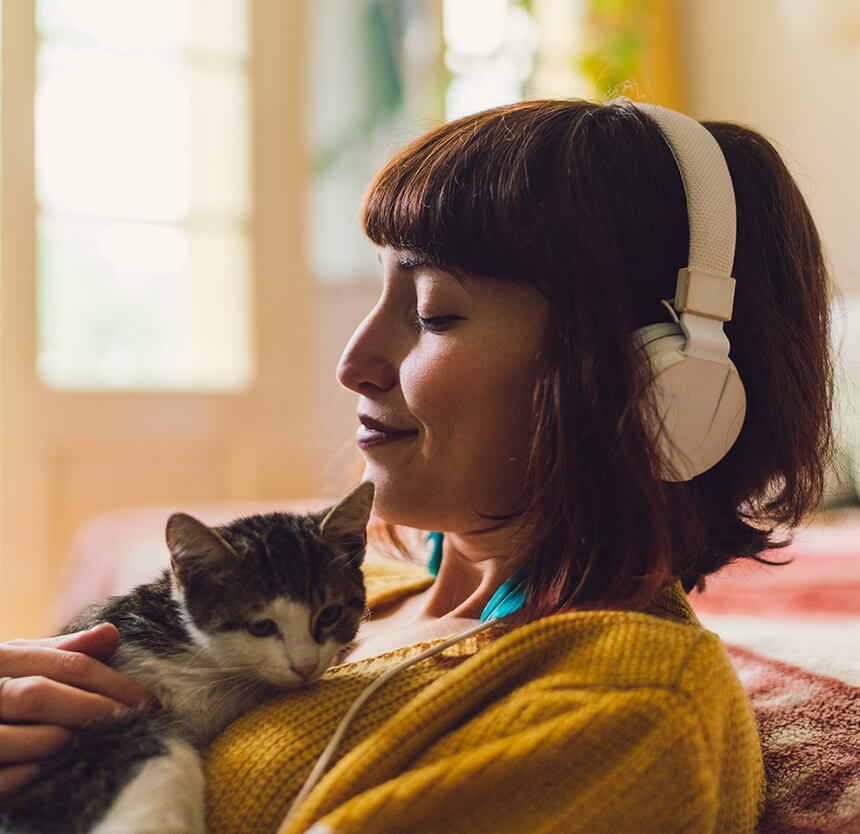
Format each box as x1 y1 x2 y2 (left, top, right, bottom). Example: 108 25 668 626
427 532 528 622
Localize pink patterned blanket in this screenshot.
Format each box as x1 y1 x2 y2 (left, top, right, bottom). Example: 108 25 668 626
690 512 860 831
727 646 860 833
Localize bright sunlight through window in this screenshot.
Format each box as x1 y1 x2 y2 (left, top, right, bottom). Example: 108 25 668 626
34 0 253 391
443 0 537 120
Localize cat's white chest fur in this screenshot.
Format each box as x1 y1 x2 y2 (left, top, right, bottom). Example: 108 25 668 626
112 645 267 745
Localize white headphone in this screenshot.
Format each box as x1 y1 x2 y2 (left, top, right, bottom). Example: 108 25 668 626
630 102 746 482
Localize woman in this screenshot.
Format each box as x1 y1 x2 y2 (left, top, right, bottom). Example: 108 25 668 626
0 99 831 832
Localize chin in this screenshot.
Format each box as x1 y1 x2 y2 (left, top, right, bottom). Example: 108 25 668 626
362 465 492 531
363 477 416 525
370 489 450 532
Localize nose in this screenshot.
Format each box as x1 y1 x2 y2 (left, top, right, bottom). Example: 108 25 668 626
290 662 317 681
336 304 399 394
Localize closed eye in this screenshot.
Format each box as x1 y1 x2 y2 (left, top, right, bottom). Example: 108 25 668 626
415 315 463 333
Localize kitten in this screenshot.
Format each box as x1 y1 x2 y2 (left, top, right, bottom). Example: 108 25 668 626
0 481 373 834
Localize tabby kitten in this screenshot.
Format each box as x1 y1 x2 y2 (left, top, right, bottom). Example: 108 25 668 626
0 481 373 834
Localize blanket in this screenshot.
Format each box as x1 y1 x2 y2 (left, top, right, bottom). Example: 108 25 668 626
690 512 860 833
727 647 860 833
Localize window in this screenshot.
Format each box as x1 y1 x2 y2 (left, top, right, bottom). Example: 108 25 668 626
34 0 253 391
443 0 537 120
306 0 543 286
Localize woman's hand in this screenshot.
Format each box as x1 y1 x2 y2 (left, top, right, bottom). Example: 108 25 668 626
0 623 157 796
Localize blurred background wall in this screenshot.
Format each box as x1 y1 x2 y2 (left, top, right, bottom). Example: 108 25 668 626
1 0 858 638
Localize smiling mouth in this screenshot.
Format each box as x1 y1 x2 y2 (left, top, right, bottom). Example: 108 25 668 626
356 415 418 449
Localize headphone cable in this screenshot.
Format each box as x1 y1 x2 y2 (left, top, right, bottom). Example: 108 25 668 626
279 617 499 832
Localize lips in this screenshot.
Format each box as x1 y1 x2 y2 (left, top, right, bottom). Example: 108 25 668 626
356 415 418 449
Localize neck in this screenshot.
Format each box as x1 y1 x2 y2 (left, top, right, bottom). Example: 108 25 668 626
421 527 527 620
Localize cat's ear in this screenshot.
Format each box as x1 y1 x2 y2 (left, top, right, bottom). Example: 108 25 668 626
319 481 374 564
166 512 238 590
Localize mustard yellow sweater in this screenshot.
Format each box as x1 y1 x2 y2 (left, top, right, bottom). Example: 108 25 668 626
204 559 765 834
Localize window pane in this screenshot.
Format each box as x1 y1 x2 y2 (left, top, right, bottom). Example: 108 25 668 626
187 0 249 57
34 0 252 391
36 45 191 221
36 0 248 57
36 45 250 222
443 0 537 120
306 0 444 285
37 216 252 391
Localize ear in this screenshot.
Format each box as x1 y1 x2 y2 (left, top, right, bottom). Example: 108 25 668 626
319 481 374 564
166 512 238 592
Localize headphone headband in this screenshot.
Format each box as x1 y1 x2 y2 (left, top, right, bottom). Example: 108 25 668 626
620 100 747 481
633 102 736 276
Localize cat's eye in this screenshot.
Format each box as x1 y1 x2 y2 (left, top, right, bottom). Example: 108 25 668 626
316 605 343 628
246 618 278 638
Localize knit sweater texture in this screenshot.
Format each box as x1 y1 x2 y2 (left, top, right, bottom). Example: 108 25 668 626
204 557 765 834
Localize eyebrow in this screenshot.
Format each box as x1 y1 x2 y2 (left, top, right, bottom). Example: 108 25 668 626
383 250 470 288
395 253 440 271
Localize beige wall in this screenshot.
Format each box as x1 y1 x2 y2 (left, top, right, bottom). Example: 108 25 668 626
677 0 860 296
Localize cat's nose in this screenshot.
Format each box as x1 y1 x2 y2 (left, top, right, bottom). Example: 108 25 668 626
290 663 317 681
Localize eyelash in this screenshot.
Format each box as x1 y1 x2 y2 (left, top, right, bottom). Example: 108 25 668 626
415 315 462 333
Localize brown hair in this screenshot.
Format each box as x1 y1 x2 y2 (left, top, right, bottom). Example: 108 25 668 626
361 98 833 618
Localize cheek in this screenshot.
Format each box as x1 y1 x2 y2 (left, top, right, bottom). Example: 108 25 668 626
319 637 348 669
401 346 458 410
401 345 493 434
409 353 536 499
412 350 535 452
368 328 543 526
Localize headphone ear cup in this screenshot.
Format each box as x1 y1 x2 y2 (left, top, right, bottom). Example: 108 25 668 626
635 323 746 481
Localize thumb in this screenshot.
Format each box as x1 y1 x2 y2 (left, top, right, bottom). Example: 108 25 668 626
50 623 121 661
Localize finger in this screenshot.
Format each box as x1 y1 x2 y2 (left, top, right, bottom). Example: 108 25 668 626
0 724 71 765
0 676 131 727
0 763 41 797
8 623 122 662
0 677 125 727
0 645 155 708
53 623 121 661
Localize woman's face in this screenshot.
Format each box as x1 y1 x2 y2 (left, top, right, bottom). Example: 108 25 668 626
337 247 550 534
